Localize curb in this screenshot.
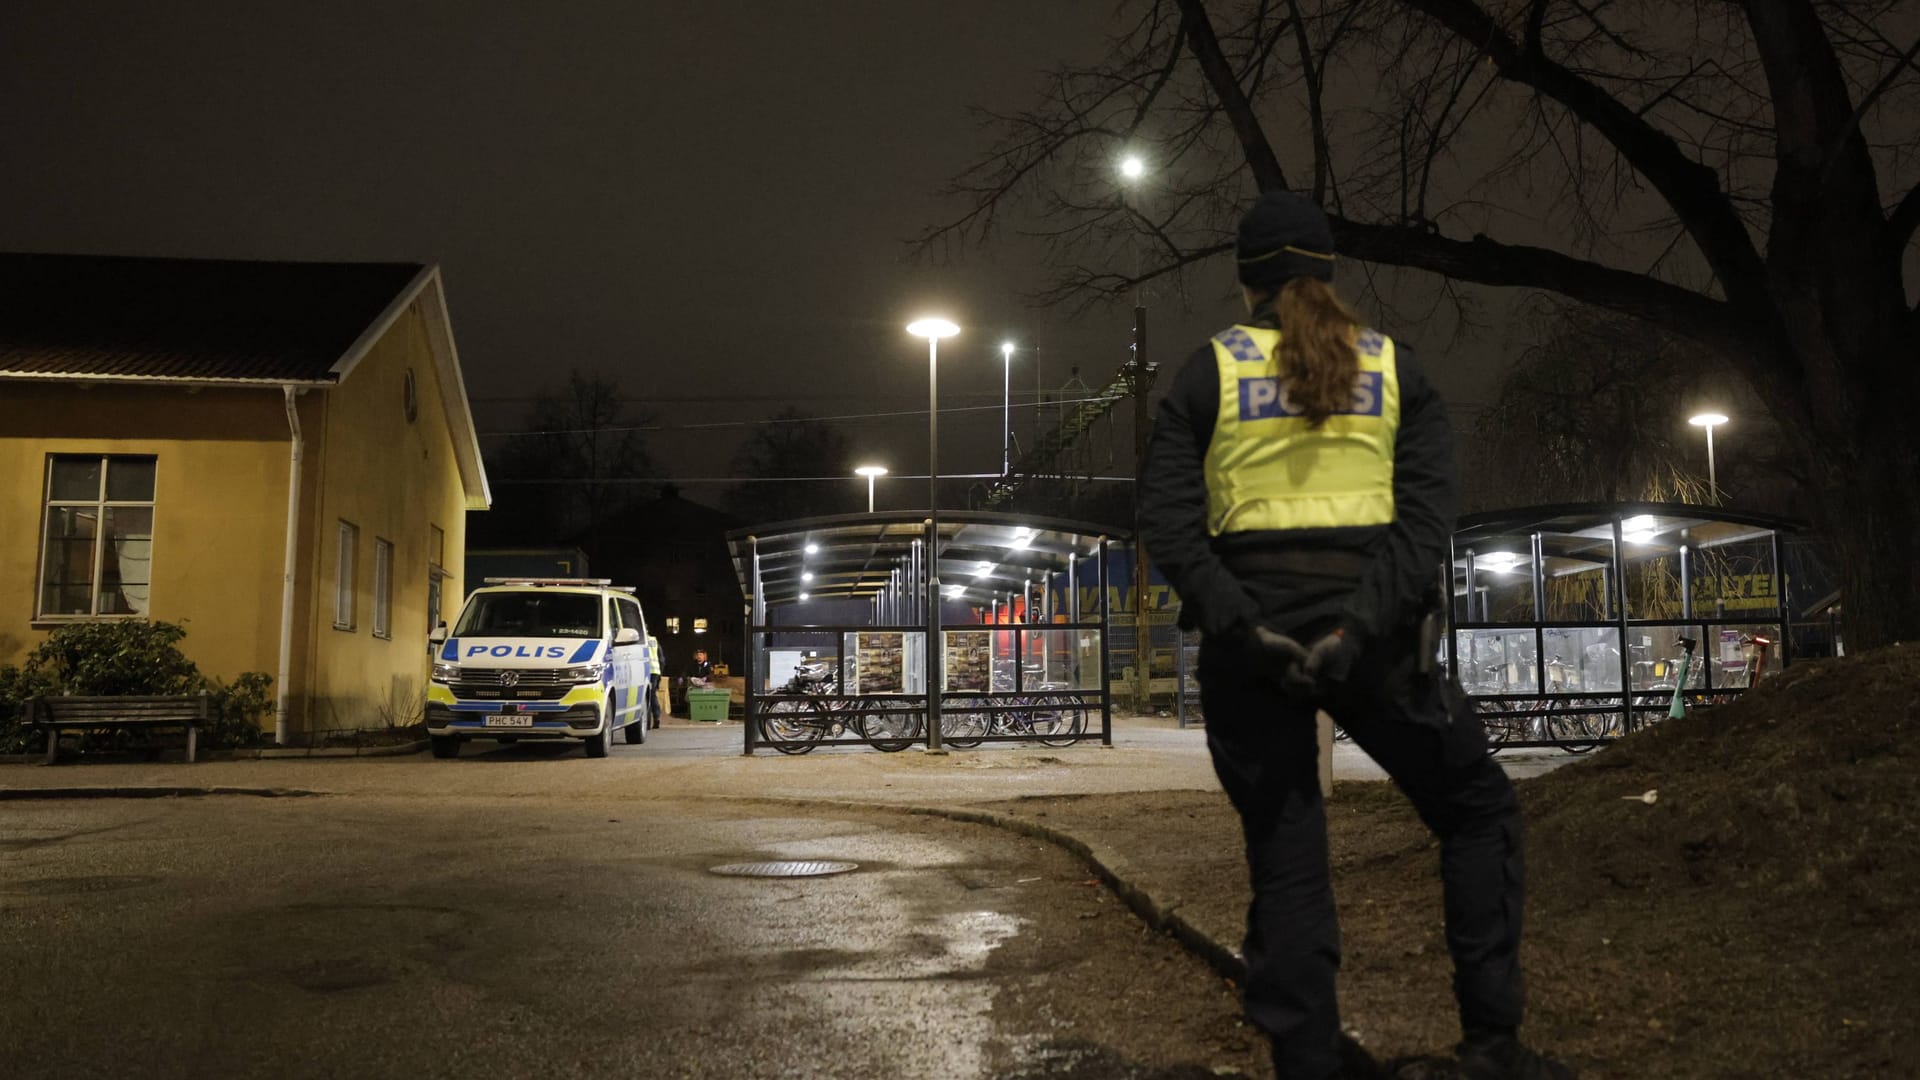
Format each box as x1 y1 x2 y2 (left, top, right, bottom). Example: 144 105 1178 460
2 741 427 765
710 794 1247 985
0 786 324 800
219 740 428 760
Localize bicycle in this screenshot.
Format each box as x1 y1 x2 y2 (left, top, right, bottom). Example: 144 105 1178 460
940 664 1089 748
756 661 922 755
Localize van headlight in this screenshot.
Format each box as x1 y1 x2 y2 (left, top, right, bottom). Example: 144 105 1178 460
564 662 609 684
431 659 460 683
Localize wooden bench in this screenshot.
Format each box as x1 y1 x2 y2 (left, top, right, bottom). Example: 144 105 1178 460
29 693 210 765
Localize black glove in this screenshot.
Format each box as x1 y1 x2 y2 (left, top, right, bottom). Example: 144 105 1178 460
1303 623 1364 687
1248 625 1317 698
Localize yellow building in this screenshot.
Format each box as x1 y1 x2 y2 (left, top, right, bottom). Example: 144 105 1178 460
0 254 490 740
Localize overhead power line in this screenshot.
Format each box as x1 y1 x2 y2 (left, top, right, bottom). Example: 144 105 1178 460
481 396 1111 439
490 473 1139 486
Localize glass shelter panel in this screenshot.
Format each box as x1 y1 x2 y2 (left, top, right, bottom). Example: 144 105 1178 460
1626 626 1708 692
1455 537 1536 623
1454 629 1538 695
1542 626 1623 693
1709 624 1783 688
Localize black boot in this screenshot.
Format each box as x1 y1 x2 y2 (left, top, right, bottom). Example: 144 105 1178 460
1455 1032 1575 1080
1268 1032 1389 1079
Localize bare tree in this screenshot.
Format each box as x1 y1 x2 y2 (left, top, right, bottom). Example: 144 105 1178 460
725 407 855 524
501 370 655 553
922 0 1920 648
1461 301 1773 512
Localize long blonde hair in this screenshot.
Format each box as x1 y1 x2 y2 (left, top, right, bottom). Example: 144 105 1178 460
1274 277 1362 428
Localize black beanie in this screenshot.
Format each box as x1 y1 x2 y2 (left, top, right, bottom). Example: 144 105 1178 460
1236 190 1336 289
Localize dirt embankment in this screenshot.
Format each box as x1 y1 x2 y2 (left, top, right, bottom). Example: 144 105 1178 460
986 645 1920 1079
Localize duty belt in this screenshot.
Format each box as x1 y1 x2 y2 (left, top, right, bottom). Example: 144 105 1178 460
1219 547 1373 581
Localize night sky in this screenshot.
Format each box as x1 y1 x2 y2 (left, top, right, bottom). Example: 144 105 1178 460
1 3 1497 494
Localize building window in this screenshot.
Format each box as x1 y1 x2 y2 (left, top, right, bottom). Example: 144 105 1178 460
38 455 156 619
372 538 394 639
693 617 708 635
429 524 445 569
666 617 681 634
334 521 358 630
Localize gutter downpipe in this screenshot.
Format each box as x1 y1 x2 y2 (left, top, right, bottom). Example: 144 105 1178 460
275 385 304 745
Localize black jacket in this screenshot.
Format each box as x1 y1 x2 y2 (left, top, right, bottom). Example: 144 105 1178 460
1138 317 1457 643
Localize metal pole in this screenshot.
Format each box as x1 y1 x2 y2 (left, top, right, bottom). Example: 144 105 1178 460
1772 529 1791 672
1098 537 1113 746
1002 344 1012 478
1131 304 1151 711
745 537 761 755
867 473 876 513
927 337 944 754
1706 424 1718 503
1611 517 1633 732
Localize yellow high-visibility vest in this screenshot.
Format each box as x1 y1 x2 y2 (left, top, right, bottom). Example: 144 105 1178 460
1203 324 1400 534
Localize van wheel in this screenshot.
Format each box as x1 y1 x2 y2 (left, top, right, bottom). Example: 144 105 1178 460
430 735 460 759
624 702 649 744
585 715 610 759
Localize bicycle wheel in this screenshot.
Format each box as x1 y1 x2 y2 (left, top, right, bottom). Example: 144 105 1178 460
758 699 824 755
1475 700 1526 754
940 698 991 749
858 706 923 752
1030 694 1088 748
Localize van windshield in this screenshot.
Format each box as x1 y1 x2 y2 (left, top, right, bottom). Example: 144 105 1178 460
453 593 602 639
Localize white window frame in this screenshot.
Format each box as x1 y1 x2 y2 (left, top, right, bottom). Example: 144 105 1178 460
36 454 158 621
667 616 681 634
334 521 359 631
372 537 394 639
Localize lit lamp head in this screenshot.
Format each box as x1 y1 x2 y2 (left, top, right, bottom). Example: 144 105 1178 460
1120 155 1146 180
1001 341 1014 359
854 465 888 478
906 318 960 340
1689 412 1728 429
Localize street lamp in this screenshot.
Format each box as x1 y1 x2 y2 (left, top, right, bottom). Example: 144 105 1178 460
854 464 888 513
1000 341 1015 477
1689 412 1729 503
1120 154 1145 180
907 316 959 753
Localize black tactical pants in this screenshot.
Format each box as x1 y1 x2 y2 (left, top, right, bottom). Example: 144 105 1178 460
1199 623 1525 1079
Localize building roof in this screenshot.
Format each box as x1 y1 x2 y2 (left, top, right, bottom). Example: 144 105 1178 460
0 252 491 509
0 253 427 384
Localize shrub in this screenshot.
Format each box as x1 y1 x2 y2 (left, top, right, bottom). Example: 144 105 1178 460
26 620 201 696
0 621 275 753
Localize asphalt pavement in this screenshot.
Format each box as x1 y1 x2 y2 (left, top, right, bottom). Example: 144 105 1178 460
2 794 1267 1079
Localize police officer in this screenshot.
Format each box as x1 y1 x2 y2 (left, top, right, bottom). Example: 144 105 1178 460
1139 191 1571 1080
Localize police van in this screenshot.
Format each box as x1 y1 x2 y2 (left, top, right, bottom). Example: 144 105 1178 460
426 578 655 759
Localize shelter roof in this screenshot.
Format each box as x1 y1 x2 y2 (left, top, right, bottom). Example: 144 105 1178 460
1454 502 1796 578
726 510 1126 606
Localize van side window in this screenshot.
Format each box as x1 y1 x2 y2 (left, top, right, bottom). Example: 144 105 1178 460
607 598 623 634
618 598 644 638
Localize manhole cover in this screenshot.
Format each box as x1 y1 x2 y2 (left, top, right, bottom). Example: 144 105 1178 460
708 860 860 878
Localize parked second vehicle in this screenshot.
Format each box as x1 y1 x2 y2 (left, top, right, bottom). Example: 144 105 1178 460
425 579 654 759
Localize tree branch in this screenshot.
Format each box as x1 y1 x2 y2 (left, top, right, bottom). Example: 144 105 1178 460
1329 217 1752 352
1393 0 1768 308
1172 0 1288 190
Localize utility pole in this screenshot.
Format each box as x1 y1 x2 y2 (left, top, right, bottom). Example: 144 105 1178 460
1126 305 1157 710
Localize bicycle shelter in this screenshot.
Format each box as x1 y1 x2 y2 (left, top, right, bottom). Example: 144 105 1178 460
726 511 1122 754
1449 502 1796 749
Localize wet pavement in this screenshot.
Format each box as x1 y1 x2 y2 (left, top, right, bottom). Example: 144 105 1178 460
2 795 1269 1079
0 714 1576 804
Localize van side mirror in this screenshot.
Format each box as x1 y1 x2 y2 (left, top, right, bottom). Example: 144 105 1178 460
429 625 449 644
614 627 641 646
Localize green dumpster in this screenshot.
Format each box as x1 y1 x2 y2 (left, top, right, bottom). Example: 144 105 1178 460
687 688 731 722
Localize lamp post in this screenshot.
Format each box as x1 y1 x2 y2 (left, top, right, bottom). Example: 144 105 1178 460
1118 153 1155 709
854 464 888 513
1689 412 1728 503
1000 341 1015 477
907 317 958 753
